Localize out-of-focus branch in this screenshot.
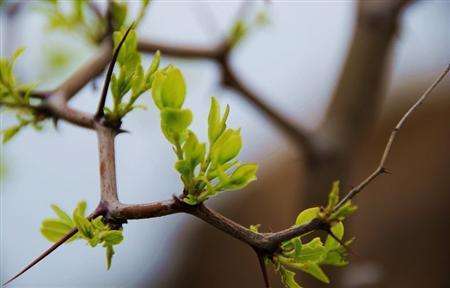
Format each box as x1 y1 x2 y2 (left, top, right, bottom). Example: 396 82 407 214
318 0 415 155
302 0 416 206
38 41 113 129
137 39 316 158
137 40 224 60
335 64 450 210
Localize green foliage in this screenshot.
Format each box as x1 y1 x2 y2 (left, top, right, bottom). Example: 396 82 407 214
268 181 356 288
0 49 46 143
41 201 124 269
228 9 270 48
150 67 258 204
323 181 358 221
41 0 151 44
104 28 160 126
42 0 105 44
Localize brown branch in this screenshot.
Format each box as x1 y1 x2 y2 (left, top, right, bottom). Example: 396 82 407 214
137 39 316 158
41 41 113 129
96 124 119 205
335 64 450 210
221 60 316 157
55 41 112 103
137 40 224 60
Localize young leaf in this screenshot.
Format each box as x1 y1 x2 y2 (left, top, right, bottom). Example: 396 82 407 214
221 163 258 191
211 129 242 165
295 207 320 226
208 97 229 144
151 66 186 110
160 108 193 143
298 262 330 284
326 180 340 212
105 245 114 270
324 222 344 249
2 125 22 143
279 266 301 288
330 200 357 221
50 204 74 226
295 237 326 263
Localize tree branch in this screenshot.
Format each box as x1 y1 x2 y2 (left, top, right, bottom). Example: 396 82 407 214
335 64 450 210
96 123 119 205
137 40 224 60
41 41 113 129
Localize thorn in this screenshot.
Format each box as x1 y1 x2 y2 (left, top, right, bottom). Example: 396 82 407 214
253 249 271 288
325 228 360 258
380 167 392 174
2 210 103 286
115 128 129 135
2 228 78 286
51 117 59 130
95 23 135 120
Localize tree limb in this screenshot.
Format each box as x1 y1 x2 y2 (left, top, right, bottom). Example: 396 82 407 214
335 64 450 210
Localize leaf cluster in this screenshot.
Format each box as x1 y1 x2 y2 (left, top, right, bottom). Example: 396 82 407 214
228 10 270 48
267 181 357 288
41 0 150 44
41 201 124 269
104 28 160 126
0 49 46 143
150 67 258 205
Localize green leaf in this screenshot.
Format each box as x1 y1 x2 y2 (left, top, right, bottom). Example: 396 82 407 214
326 180 340 211
295 207 320 226
322 247 348 267
183 131 206 166
105 245 114 270
222 163 258 191
73 213 93 239
298 262 330 284
51 204 73 226
40 219 74 243
211 129 242 165
111 0 127 29
131 65 145 98
160 108 193 143
249 224 260 233
229 20 248 47
296 237 326 263
175 159 191 176
74 201 87 217
151 66 186 110
324 222 344 249
100 230 124 245
279 266 301 288
330 200 357 221
2 125 22 143
12 47 26 63
208 97 229 145
148 50 161 76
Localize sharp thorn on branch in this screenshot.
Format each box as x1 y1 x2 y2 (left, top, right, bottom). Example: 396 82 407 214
254 249 271 288
3 209 104 286
95 23 135 120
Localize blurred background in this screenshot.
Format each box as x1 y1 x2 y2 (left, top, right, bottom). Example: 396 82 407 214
1 0 449 287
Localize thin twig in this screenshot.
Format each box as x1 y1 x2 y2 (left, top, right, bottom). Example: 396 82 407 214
334 64 450 211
